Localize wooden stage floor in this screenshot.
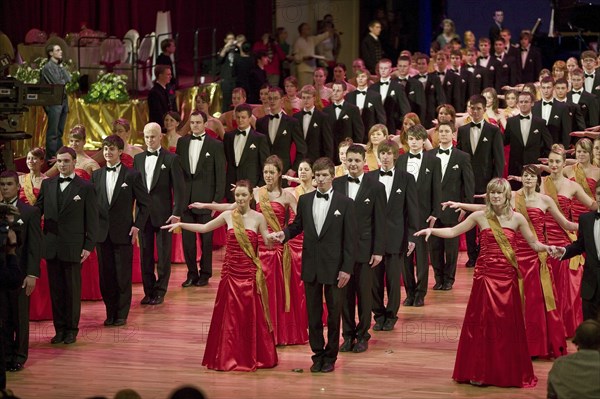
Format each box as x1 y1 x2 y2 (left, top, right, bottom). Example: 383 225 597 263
6 249 567 399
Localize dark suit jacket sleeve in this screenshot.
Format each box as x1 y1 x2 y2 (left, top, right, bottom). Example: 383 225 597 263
375 95 387 125
372 182 386 256
461 153 475 204
503 120 512 145
492 127 505 178
589 97 600 126
170 154 186 217
431 157 443 218
83 184 99 252
25 206 42 277
322 117 334 160
35 181 46 215
398 89 411 116
351 107 365 144
132 171 151 230
560 107 573 148
562 218 587 259
0 254 23 290
291 120 307 170
285 195 305 241
213 141 226 202
540 124 553 157
341 199 357 274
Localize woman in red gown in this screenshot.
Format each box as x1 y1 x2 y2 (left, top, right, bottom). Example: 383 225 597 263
163 181 277 371
563 138 600 223
18 148 52 320
417 178 548 388
541 144 597 337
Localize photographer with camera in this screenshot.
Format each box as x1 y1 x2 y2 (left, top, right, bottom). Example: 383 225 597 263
0 171 42 374
0 202 27 390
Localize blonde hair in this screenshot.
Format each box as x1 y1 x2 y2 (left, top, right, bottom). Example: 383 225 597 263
550 143 566 161
593 138 600 167
485 178 512 218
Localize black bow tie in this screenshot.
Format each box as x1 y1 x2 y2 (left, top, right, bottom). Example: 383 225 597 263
347 176 360 184
191 134 204 141
316 191 329 200
572 90 582 95
379 170 393 176
450 69 458 73
58 176 73 183
585 73 594 79
357 90 367 95
467 64 475 68
380 81 389 85
269 114 280 120
236 129 247 136
334 104 343 109
495 55 503 60
399 78 408 82
438 148 450 155
543 101 553 106
478 56 487 60
302 110 313 115
520 47 528 52
106 164 120 172
408 153 421 159
146 151 158 156
470 122 482 129
436 72 445 76
418 74 427 79
520 115 530 120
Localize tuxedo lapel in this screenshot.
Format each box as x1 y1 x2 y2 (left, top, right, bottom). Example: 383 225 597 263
318 193 339 239
238 132 255 166
99 168 109 207
417 156 429 185
195 139 208 176
179 136 192 173
60 178 81 214
441 150 457 186
110 166 127 207
305 192 319 238
150 150 165 191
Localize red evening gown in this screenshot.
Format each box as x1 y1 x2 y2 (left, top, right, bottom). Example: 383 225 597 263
120 153 142 284
515 208 567 358
569 177 596 223
257 201 307 345
452 228 537 388
202 229 277 371
19 186 53 321
74 168 102 300
545 195 582 337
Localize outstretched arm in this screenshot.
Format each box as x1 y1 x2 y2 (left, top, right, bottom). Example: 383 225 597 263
162 212 227 233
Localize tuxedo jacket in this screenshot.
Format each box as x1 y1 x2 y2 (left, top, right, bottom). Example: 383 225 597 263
15 200 42 277
447 68 469 112
457 121 505 193
400 77 427 121
476 56 497 89
36 175 98 263
368 80 411 134
133 148 185 227
91 165 151 244
360 34 382 75
568 91 600 128
439 72 464 114
292 108 334 161
223 128 269 201
285 190 357 285
323 101 365 152
395 151 442 228
532 100 573 147
519 46 543 84
332 175 386 263
464 64 492 98
503 114 552 176
345 89 386 135
587 68 600 100
256 113 307 172
147 83 173 129
507 45 521 60
365 168 419 254
562 211 600 301
489 54 519 92
176 134 226 215
418 74 446 128
560 100 587 133
431 147 475 225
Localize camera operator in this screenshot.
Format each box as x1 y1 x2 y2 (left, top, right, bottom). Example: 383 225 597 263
0 171 42 376
0 202 27 390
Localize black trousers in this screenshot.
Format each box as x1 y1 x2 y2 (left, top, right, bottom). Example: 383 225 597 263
140 220 172 298
372 253 402 323
181 210 213 280
305 280 345 365
97 236 133 320
0 286 30 365
46 259 81 335
401 235 429 299
342 262 373 341
429 220 459 285
583 289 600 321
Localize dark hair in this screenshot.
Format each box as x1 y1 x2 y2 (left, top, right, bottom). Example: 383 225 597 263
346 144 366 159
518 91 535 103
234 179 254 194
581 50 598 60
331 81 347 91
102 134 125 150
190 110 207 123
368 20 381 28
313 157 335 176
154 64 171 77
57 146 77 160
297 23 309 34
235 103 253 117
437 121 456 133
521 164 541 191
112 118 131 132
28 147 46 161
406 124 428 140
437 104 456 121
268 86 284 97
264 155 284 192
0 170 19 185
45 44 59 58
161 38 175 52
169 385 207 399
334 62 347 72
469 94 486 108
69 124 86 140
572 319 600 350
554 78 569 87
540 76 554 85
397 55 411 63
377 138 400 159
338 137 353 149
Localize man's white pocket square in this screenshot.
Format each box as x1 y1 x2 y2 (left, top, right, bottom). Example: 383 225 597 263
16 219 23 225
161 164 166 170
533 129 540 134
390 90 396 96
121 182 128 188
368 102 373 108
553 115 559 119
409 91 415 95
343 115 349 119
205 152 211 157
313 123 318 127
452 164 459 170
249 143 256 149
364 198 370 204
282 130 288 135
73 195 81 201
334 210 341 216
483 137 489 142
426 168 430 173
396 188 402 193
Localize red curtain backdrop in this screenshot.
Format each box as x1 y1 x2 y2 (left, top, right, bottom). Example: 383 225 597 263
1 0 273 76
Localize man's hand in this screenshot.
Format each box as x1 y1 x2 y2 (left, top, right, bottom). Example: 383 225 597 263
268 231 285 243
165 215 180 224
337 271 351 288
549 245 566 259
22 276 36 296
369 254 382 268
406 241 416 256
129 226 139 245
81 249 91 263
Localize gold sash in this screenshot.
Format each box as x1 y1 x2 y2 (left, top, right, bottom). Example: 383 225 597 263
487 215 525 306
515 193 557 311
22 174 38 205
258 187 292 312
543 177 584 270
231 208 272 331
574 163 594 198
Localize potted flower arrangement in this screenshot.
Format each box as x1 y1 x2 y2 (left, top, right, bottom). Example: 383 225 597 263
14 57 80 93
83 72 129 103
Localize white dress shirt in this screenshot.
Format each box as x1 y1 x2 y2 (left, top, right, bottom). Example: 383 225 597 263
313 188 333 235
379 78 391 101
541 100 552 124
145 148 160 192
188 133 205 174
378 167 394 200
59 173 76 192
347 173 363 200
521 48 529 69
478 56 490 68
571 89 582 104
406 151 423 182
105 163 121 204
436 146 452 180
334 101 344 119
584 70 595 93
594 215 600 259
234 127 250 166
302 107 315 138
519 113 532 145
268 111 283 144
470 120 483 154
355 88 367 111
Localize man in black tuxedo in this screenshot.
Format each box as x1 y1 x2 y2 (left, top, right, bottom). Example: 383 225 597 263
435 52 463 113
476 38 496 89
505 92 552 187
0 172 41 371
457 95 504 267
448 50 470 113
463 47 492 98
332 145 385 354
256 87 307 182
555 78 587 133
489 10 504 42
369 59 410 134
293 85 333 161
272 157 357 373
396 56 427 120
501 29 521 60
580 51 600 100
91 135 151 327
367 139 419 331
224 103 270 202
415 54 446 128
360 20 383 75
345 68 386 135
396 125 442 306
533 77 573 148
36 146 98 345
553 185 600 321
134 123 184 305
519 31 542 84
569 68 600 128
429 122 474 290
148 65 175 131
176 111 226 287
490 39 520 93
324 81 365 161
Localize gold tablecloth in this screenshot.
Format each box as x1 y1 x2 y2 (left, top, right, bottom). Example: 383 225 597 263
11 82 222 158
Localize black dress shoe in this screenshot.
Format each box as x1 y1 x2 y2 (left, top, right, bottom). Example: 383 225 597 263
382 319 397 331
8 362 24 372
339 339 354 352
50 333 65 344
432 282 443 290
151 296 164 305
353 340 368 353
195 277 209 287
373 321 384 331
140 296 152 305
442 282 453 290
113 319 126 327
181 278 198 287
413 297 425 307
63 333 77 345
403 297 414 306
310 362 322 372
320 363 335 373
103 318 114 326
465 259 476 268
